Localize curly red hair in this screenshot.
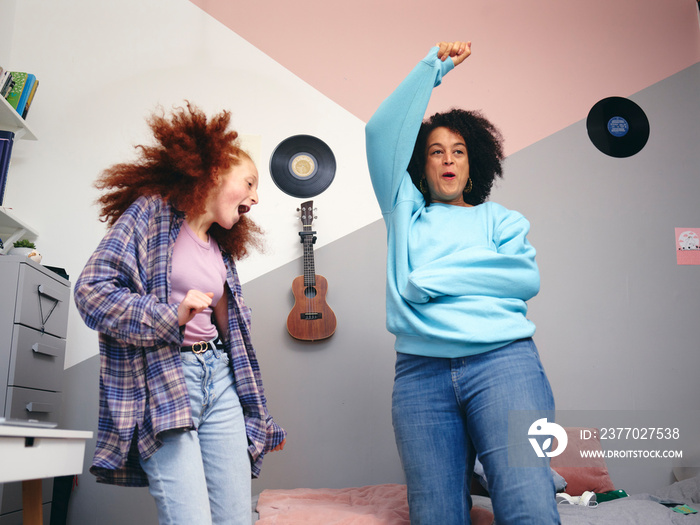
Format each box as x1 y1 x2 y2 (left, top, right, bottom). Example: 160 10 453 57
95 101 262 260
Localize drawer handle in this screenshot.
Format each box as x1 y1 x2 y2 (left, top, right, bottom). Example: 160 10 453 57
32 342 60 357
38 284 63 302
37 284 60 333
26 402 53 414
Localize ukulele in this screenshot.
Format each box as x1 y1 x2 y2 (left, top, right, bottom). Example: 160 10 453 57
286 201 337 341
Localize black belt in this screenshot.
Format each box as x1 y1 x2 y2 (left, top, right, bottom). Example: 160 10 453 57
180 341 222 354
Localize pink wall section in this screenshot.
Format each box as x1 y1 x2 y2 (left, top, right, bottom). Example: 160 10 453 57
189 0 700 156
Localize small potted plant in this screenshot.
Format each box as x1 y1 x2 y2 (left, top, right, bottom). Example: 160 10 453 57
9 239 42 262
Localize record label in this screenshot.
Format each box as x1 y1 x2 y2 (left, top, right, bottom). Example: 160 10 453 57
270 135 336 197
290 153 317 179
607 116 629 137
586 97 649 158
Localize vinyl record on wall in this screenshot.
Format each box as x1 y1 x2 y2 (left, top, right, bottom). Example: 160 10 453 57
586 97 650 158
269 135 336 197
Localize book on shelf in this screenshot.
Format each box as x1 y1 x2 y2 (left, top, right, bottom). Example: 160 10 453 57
1 70 40 119
5 72 28 110
0 70 14 98
0 130 15 207
21 79 39 120
15 73 36 116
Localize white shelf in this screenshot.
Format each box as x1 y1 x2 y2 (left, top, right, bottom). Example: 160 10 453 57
0 206 38 255
1 83 39 252
0 94 36 140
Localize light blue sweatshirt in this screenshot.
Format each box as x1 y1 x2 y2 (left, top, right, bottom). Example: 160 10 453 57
365 47 540 358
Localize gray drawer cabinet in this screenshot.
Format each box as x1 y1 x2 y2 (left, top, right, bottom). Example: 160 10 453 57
0 255 69 423
0 254 70 520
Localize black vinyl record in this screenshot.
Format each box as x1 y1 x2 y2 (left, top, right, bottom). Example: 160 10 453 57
269 135 336 197
586 97 649 158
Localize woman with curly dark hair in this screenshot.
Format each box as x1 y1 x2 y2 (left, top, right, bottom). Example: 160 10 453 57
366 42 559 524
75 102 286 525
407 107 504 207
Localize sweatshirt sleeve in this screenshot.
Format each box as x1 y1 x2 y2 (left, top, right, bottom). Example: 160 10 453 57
365 47 455 213
401 212 540 303
74 197 182 348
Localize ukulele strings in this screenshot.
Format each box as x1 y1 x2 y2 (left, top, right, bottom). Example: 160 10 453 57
303 204 313 316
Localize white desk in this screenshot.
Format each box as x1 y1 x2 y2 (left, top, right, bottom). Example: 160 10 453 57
0 426 92 525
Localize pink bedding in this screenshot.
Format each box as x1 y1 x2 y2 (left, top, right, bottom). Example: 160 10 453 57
255 483 494 524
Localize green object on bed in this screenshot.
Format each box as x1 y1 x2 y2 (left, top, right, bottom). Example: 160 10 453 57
671 504 697 514
595 489 629 503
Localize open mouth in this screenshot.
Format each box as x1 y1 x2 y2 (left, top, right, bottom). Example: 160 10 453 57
442 172 456 180
238 205 250 215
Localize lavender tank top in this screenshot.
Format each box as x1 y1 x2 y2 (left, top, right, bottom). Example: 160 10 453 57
170 221 227 345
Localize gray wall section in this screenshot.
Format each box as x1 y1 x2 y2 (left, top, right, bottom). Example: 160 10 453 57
61 63 699 522
247 219 401 493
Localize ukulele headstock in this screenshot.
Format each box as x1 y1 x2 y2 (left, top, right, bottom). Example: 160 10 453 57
297 201 316 228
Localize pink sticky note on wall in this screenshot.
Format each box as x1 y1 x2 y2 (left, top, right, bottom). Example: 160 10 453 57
676 228 700 265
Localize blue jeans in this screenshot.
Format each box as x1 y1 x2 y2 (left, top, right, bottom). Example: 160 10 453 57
140 346 251 525
392 338 560 525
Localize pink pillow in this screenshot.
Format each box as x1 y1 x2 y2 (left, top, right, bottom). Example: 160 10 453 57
549 427 615 496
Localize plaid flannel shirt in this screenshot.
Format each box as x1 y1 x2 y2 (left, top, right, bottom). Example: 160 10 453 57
74 195 285 486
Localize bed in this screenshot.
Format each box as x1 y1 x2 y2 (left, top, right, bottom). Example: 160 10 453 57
253 476 700 524
252 427 700 524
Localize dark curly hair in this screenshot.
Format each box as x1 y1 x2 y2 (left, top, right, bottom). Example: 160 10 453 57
95 101 262 260
408 108 504 206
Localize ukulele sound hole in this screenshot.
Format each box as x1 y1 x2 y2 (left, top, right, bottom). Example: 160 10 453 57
304 286 317 299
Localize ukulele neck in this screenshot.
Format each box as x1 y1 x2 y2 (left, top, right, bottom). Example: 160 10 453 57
299 227 316 287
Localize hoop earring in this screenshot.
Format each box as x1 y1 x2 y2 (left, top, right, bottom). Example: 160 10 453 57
463 177 473 195
420 178 428 194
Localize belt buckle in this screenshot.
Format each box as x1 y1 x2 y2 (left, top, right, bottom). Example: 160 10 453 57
192 341 208 354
